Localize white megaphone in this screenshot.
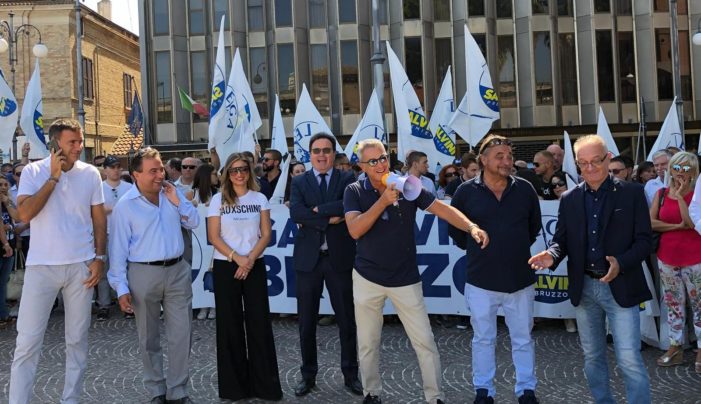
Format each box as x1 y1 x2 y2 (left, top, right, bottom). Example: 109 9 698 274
382 172 422 201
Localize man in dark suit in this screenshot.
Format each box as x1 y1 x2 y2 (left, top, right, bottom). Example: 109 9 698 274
529 135 652 404
289 133 362 397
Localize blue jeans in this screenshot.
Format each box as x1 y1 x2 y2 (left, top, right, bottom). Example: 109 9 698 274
0 255 15 318
575 276 650 404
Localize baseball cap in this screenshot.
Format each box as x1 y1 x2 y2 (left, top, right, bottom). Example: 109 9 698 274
102 155 120 168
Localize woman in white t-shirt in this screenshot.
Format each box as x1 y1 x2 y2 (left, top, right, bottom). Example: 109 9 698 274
206 153 282 401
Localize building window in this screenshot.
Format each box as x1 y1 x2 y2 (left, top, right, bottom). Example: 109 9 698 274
339 0 356 23
404 0 420 20
309 0 326 28
615 0 632 15
596 30 615 102
155 51 172 123
404 37 423 107
435 38 451 93
497 35 516 108
496 0 512 19
617 32 636 103
213 0 230 30
277 44 296 116
123 73 134 108
341 40 360 114
594 0 610 13
558 33 578 105
557 0 573 16
532 0 549 14
654 0 687 14
533 32 552 105
434 0 450 21
188 0 206 35
468 0 484 17
153 0 169 35
82 57 94 100
655 29 692 101
190 51 209 121
249 47 268 118
248 0 264 31
310 44 329 114
275 0 292 27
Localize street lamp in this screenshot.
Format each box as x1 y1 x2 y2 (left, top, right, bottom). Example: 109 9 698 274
0 11 48 162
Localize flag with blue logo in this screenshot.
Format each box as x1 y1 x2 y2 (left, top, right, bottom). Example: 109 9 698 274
0 68 18 163
127 91 143 137
344 89 385 164
647 97 684 161
387 41 434 163
596 107 620 155
448 25 500 147
207 15 227 151
215 48 262 162
562 131 578 189
20 59 48 159
270 94 290 204
292 83 341 167
427 67 457 169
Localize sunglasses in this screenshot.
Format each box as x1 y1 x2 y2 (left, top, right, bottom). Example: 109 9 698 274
182 165 198 170
552 181 566 187
445 172 457 178
533 162 540 168
609 168 624 175
360 154 389 167
672 164 692 172
227 166 250 174
311 147 333 155
13 171 20 176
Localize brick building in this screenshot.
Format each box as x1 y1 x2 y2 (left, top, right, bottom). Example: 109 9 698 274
0 0 140 161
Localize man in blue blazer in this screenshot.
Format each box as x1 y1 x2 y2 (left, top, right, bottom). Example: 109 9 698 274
289 133 361 397
530 135 652 404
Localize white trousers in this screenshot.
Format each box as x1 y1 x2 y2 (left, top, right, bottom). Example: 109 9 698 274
9 263 93 404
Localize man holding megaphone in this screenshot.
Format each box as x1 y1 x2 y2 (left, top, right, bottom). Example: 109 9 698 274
343 139 488 404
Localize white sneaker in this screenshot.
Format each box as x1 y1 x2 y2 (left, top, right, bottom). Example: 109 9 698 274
197 308 208 320
207 308 216 320
564 318 577 333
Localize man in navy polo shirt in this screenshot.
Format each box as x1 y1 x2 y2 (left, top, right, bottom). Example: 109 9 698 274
344 139 488 404
449 134 542 404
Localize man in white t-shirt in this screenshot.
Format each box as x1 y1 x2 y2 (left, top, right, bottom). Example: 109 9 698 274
174 156 201 194
95 155 132 321
9 118 106 404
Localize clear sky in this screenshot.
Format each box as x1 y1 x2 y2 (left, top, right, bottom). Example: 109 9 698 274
82 0 139 35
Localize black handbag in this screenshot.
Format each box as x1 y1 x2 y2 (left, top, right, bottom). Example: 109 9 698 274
651 188 666 252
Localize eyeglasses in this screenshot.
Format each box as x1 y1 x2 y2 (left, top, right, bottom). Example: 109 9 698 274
13 171 20 176
227 166 250 174
552 181 566 187
672 164 692 172
445 172 457 178
311 147 333 155
182 165 197 170
576 155 607 169
360 154 389 167
533 162 541 168
609 168 624 175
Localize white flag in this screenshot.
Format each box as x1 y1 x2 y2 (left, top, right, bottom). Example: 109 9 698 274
270 94 290 204
0 68 18 163
562 131 578 190
344 89 386 164
596 107 620 155
20 59 48 159
208 15 227 150
386 41 433 162
293 83 341 167
427 67 458 170
647 98 684 161
448 24 500 147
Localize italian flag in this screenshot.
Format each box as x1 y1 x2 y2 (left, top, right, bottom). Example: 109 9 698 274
178 86 209 117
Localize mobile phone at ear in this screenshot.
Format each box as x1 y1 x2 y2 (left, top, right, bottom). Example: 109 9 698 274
48 137 60 154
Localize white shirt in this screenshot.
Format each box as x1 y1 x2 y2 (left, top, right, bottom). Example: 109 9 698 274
207 191 270 260
644 177 665 206
102 180 132 231
9 184 29 237
18 157 104 265
689 178 701 234
175 178 193 193
108 184 199 297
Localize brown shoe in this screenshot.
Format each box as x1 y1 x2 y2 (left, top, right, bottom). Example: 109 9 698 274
657 348 683 367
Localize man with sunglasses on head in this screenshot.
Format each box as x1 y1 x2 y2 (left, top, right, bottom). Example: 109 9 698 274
529 135 652 404
344 139 488 404
449 135 542 404
289 133 362 397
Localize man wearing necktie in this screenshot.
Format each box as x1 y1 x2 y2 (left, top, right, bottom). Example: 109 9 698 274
289 133 362 397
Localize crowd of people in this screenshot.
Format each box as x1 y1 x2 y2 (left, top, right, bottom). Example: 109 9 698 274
1 118 700 404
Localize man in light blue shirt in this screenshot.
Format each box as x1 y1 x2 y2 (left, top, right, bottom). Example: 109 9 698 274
108 147 199 404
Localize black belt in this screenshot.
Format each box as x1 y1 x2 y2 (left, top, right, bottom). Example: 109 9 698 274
319 250 329 257
584 269 606 279
133 256 183 267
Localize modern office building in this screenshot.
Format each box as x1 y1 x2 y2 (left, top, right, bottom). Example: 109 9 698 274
138 0 701 160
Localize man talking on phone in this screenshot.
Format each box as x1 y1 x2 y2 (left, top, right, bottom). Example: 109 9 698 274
9 118 106 404
108 147 199 404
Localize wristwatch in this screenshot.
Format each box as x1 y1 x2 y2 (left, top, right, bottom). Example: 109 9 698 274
94 255 108 263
